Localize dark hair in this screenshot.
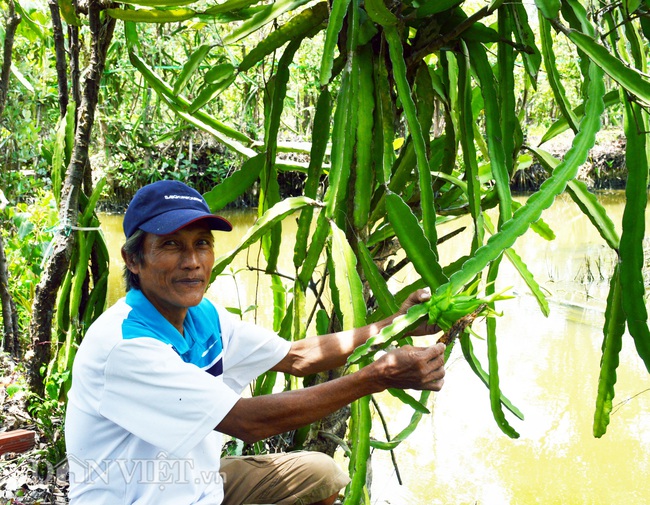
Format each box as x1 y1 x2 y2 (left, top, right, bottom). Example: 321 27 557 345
122 229 147 292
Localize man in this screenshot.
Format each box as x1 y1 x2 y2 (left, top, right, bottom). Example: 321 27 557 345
65 180 446 505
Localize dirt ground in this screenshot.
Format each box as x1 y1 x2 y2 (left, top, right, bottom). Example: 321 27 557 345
0 355 68 505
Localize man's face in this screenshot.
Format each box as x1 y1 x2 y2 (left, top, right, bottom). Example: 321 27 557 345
126 222 215 327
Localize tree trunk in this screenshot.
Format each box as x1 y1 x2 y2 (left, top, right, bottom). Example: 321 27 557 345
0 232 20 357
0 0 20 117
0 0 22 356
302 366 350 456
29 0 116 395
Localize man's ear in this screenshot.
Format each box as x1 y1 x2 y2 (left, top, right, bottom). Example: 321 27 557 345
121 248 139 274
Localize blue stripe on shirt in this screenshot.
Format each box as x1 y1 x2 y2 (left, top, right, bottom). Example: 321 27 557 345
122 289 224 376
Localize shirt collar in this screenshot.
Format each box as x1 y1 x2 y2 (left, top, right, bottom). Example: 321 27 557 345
124 289 212 354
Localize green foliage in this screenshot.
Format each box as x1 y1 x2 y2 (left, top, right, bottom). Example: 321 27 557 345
27 370 69 468
0 0 59 200
106 144 239 197
1 192 58 341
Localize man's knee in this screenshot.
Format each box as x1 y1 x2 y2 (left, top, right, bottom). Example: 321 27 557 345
220 451 349 505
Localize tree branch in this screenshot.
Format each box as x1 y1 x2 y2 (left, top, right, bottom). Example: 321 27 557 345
0 0 21 118
406 5 493 69
48 0 69 117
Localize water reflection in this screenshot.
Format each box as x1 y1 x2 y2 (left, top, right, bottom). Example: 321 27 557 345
99 191 650 504
370 192 650 504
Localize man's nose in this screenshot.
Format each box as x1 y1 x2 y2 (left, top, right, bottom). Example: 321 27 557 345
181 248 201 268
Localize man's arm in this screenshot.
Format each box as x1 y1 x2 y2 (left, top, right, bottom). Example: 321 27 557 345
272 289 439 377
217 342 446 443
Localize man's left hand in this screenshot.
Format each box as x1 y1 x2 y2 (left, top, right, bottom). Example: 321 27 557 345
397 288 440 337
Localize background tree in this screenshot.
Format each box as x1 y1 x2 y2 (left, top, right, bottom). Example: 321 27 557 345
28 0 115 395
0 0 22 357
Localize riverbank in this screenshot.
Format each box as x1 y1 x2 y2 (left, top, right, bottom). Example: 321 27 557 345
512 128 627 191
96 128 628 212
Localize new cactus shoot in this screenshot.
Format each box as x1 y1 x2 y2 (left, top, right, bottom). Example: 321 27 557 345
348 283 512 364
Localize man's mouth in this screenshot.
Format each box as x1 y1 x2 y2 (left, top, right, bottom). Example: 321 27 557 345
176 278 204 285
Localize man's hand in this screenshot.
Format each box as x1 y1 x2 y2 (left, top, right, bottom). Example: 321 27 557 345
220 343 446 444
397 288 440 337
372 342 446 391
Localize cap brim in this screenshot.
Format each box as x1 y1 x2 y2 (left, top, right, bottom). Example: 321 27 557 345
139 210 232 235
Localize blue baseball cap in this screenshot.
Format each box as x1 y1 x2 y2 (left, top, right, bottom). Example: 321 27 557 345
123 180 232 238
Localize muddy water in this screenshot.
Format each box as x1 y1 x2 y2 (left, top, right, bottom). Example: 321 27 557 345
99 191 650 504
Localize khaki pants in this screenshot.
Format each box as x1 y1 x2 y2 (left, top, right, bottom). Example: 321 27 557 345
220 451 350 505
